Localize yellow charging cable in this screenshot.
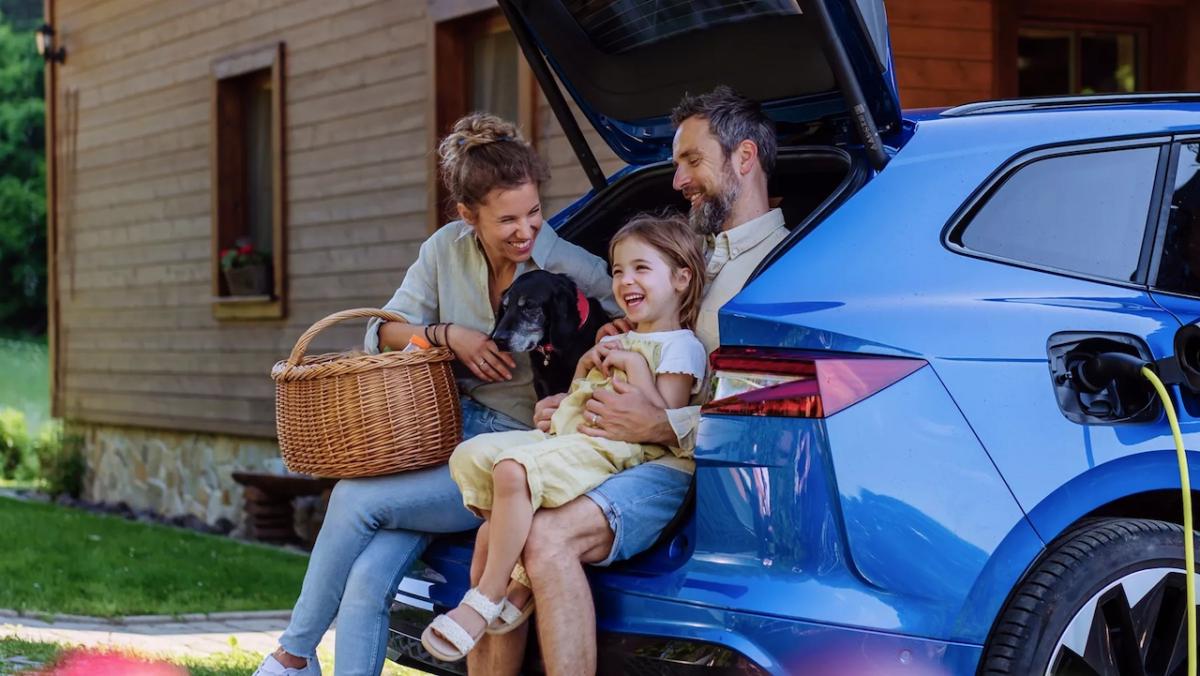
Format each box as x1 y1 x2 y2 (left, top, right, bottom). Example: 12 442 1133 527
1142 366 1196 676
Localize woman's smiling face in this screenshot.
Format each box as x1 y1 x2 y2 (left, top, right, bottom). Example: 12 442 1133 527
462 181 543 266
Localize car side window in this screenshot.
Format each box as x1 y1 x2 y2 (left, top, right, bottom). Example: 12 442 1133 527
957 146 1160 282
1154 143 1200 297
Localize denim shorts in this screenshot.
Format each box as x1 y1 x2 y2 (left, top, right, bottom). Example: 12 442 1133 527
584 461 692 566
460 396 531 440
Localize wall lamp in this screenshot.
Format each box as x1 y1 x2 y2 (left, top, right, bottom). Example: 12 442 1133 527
36 23 66 64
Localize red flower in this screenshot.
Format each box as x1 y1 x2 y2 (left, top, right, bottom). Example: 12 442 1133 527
238 243 253 255
220 248 232 258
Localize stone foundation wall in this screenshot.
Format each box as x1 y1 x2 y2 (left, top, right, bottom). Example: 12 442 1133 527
81 423 281 530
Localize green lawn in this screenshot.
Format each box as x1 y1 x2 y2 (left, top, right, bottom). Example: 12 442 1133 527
0 638 423 675
0 637 263 675
0 336 48 435
0 496 308 617
0 637 58 675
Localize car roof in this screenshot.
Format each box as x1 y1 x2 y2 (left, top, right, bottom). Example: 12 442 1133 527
900 95 1200 153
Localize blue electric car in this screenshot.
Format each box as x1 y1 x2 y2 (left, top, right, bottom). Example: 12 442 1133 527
388 1 1200 674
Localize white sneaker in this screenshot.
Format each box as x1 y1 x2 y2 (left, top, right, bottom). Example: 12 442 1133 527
252 653 322 676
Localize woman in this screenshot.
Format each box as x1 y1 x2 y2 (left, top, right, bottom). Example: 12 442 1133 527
254 113 617 676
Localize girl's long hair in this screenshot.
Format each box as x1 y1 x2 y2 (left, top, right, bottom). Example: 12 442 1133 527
608 213 706 330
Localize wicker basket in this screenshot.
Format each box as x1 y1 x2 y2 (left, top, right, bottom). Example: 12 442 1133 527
271 308 462 478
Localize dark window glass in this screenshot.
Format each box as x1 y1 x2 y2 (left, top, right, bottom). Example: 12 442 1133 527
562 0 798 53
244 73 274 258
1155 144 1200 296
1017 30 1071 96
1018 27 1138 97
960 147 1159 282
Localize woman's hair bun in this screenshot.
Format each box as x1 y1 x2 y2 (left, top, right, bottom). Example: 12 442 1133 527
436 112 547 212
438 112 525 171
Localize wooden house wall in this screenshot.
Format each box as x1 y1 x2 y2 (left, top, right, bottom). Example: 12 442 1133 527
888 0 995 108
55 0 435 438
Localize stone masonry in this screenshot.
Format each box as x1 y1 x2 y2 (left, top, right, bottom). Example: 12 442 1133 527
81 423 282 530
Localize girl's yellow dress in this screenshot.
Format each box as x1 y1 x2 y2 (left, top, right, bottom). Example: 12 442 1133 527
449 329 705 512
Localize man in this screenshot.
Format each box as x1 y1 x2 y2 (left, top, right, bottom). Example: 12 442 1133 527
468 85 787 675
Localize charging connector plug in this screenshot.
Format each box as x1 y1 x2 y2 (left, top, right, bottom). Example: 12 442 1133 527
1069 352 1152 394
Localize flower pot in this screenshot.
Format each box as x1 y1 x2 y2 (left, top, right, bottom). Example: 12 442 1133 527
223 264 271 296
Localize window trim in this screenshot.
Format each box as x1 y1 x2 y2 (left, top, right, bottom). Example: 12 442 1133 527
1147 137 1200 300
942 136 1172 290
427 8 538 233
210 42 287 321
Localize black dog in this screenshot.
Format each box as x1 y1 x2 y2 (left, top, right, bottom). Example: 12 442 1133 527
491 270 610 400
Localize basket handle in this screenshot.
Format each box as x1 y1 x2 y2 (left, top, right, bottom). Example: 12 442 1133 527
285 308 411 367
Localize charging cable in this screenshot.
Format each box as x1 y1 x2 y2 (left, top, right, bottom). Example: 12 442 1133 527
1142 366 1196 676
1073 353 1194 674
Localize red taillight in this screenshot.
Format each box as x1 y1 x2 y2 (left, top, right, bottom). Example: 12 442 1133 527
701 347 926 418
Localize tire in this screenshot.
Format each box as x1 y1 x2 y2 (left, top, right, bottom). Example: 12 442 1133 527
981 518 1198 675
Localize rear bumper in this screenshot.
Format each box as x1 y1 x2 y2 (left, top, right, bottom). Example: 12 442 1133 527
386 587 984 676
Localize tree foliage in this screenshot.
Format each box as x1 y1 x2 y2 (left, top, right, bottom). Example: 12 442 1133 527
0 8 46 334
0 0 40 31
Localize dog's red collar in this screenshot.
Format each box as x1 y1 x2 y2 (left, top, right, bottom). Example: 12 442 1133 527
535 289 590 366
575 288 590 330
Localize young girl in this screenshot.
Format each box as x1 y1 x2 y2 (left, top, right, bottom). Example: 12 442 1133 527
420 214 708 662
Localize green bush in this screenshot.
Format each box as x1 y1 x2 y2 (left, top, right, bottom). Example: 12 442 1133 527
0 406 31 478
34 420 84 498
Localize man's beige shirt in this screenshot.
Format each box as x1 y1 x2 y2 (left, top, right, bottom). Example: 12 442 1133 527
659 208 788 471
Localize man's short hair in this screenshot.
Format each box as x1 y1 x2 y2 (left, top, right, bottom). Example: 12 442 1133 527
670 85 777 177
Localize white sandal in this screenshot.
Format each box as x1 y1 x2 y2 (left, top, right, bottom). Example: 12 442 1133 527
420 587 504 662
487 596 536 635
486 561 536 635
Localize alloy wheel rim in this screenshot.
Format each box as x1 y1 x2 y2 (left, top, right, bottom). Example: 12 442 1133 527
1047 567 1197 675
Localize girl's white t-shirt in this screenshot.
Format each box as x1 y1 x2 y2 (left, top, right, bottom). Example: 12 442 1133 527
600 328 708 394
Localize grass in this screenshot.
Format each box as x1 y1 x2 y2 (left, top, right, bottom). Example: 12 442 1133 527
0 638 265 675
0 336 48 435
0 638 425 675
0 637 58 674
0 496 308 617
0 481 36 490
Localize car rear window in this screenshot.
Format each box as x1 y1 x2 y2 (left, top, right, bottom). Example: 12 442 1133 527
957 146 1160 283
561 0 799 53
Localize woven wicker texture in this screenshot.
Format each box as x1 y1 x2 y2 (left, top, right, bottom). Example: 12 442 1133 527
272 309 462 478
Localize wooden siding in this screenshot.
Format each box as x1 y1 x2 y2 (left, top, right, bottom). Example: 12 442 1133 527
888 0 996 108
55 0 435 437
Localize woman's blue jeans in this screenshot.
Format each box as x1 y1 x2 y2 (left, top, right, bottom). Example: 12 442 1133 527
278 397 529 676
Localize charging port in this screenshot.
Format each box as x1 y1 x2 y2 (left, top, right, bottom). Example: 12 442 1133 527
1047 333 1160 424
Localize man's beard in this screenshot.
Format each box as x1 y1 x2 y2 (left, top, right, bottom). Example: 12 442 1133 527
688 161 740 236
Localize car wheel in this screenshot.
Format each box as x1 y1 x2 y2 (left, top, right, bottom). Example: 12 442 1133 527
981 518 1198 675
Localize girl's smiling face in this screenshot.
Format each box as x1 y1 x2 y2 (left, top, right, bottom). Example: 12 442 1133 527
611 236 692 333
461 181 542 267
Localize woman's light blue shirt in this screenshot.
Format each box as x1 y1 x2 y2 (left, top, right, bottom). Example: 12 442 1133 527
364 220 618 425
